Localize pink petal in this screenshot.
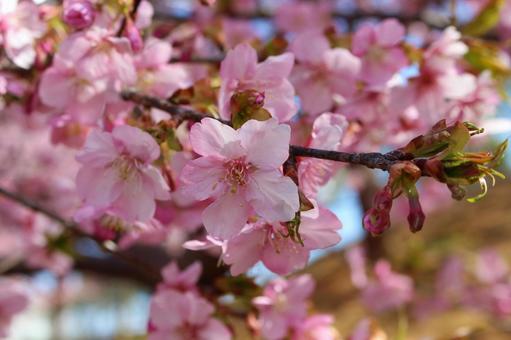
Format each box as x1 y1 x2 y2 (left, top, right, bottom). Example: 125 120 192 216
262 237 309 275
198 319 232 340
290 31 330 64
255 52 295 80
110 174 156 222
76 129 118 167
262 79 297 122
239 119 290 169
223 228 266 275
202 191 249 240
189 118 238 158
220 43 258 81
375 19 405 47
112 125 160 163
301 207 342 249
76 165 122 207
247 170 299 222
180 157 226 201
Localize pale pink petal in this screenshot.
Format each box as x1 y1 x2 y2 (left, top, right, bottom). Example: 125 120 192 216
239 119 290 169
220 43 258 80
247 170 299 222
255 52 295 81
110 174 156 222
223 228 266 275
290 31 330 64
38 67 74 109
202 191 249 240
262 80 297 122
198 319 232 340
375 19 405 47
180 157 226 201
295 76 333 115
76 129 118 167
189 118 238 158
112 125 160 163
352 25 374 56
76 166 123 208
141 166 171 200
301 208 342 249
262 238 309 275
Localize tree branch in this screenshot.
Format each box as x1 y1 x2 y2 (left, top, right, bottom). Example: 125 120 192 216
0 186 161 281
121 90 415 171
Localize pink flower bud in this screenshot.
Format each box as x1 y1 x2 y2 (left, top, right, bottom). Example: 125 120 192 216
363 208 391 236
124 18 143 52
63 0 95 30
407 196 425 233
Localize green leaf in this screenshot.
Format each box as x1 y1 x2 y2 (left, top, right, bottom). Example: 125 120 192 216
461 0 505 37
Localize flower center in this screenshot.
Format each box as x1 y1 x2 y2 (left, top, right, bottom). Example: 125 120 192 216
112 155 139 181
224 158 250 192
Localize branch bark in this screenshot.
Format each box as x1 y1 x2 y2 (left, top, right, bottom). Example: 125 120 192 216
121 90 416 171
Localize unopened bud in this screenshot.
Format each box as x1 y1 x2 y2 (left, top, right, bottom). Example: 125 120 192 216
63 0 95 30
363 208 391 236
407 196 425 233
124 18 144 52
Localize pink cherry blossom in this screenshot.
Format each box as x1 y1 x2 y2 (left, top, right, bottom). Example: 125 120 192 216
0 1 46 69
275 2 331 34
223 205 342 275
135 37 207 99
475 249 508 284
75 125 170 223
158 261 202 292
446 71 501 122
0 278 29 338
219 43 297 122
253 274 315 340
292 315 340 340
352 19 408 85
361 260 414 313
290 32 361 115
63 0 96 30
180 118 299 240
298 113 348 197
149 290 231 340
222 19 258 49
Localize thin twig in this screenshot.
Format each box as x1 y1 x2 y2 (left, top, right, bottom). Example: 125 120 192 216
121 90 415 171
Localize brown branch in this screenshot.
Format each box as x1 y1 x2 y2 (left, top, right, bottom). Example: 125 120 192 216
0 186 161 281
121 89 231 125
121 90 415 171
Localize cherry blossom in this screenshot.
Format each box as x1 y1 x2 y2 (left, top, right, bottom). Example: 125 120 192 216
180 118 299 240
253 274 315 340
352 19 408 86
0 278 29 338
361 260 414 313
75 125 170 223
223 205 342 275
290 32 361 115
297 113 348 197
149 290 231 340
219 43 297 122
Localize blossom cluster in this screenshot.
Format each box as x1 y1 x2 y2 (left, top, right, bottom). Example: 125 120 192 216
0 0 510 338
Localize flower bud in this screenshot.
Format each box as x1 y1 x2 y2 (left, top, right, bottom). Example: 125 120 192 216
63 0 95 30
363 207 391 236
407 195 425 233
